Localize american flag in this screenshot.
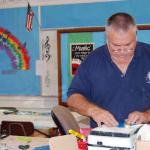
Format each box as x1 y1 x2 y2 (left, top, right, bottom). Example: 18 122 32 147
26 3 34 32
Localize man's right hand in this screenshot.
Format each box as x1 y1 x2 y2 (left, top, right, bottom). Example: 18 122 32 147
67 93 118 127
89 106 118 127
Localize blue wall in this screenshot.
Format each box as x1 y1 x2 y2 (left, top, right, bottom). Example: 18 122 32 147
0 0 149 95
0 7 40 95
41 0 150 29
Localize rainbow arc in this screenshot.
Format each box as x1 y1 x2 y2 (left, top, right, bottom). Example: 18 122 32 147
0 28 30 70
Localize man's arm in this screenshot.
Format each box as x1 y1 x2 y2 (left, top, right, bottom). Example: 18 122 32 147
126 108 150 125
67 93 118 127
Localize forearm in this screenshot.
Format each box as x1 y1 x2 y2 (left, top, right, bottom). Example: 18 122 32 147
67 93 118 127
67 93 98 118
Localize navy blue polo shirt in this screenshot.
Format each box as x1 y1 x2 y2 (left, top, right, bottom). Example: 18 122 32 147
67 42 150 128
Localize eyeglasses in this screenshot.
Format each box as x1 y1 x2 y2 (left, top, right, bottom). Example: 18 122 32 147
107 42 134 54
112 47 134 54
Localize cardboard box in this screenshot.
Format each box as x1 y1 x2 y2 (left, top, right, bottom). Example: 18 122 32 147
136 140 150 150
49 134 78 150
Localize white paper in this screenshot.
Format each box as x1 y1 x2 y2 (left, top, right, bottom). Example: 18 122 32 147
137 124 150 141
40 30 58 96
36 60 47 76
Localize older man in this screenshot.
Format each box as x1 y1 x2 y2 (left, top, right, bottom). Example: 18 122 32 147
67 12 150 128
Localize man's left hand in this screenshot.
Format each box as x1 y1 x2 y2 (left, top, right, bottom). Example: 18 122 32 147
126 111 150 125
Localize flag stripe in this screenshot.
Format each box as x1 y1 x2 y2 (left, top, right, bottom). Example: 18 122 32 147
26 3 34 32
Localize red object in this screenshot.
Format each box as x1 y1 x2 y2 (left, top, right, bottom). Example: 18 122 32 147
26 3 34 32
72 63 79 75
78 140 87 150
77 128 91 149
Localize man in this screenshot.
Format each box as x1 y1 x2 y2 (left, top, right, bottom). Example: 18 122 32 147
67 12 150 128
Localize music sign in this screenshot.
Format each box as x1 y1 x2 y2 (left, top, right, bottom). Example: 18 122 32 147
71 43 94 75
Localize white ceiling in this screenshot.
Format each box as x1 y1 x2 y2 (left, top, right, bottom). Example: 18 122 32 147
0 0 125 8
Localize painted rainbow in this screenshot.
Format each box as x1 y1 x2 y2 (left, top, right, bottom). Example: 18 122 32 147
0 28 30 70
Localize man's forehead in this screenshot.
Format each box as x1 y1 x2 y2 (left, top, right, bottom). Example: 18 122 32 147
107 28 136 36
107 30 136 43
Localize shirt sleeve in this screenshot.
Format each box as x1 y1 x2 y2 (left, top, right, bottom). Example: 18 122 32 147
67 63 91 99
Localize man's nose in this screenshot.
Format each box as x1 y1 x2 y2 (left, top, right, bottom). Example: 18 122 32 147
119 46 127 52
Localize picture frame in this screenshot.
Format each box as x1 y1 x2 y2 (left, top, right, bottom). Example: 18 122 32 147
57 25 150 105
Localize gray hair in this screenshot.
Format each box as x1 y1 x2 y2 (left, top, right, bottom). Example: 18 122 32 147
105 12 137 33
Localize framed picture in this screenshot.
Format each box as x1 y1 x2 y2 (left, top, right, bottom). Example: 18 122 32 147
57 25 150 105
70 42 94 75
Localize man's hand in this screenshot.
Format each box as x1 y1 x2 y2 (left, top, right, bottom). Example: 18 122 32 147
67 93 118 127
90 107 118 127
126 111 150 125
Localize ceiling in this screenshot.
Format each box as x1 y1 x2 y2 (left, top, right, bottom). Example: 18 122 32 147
0 0 125 8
